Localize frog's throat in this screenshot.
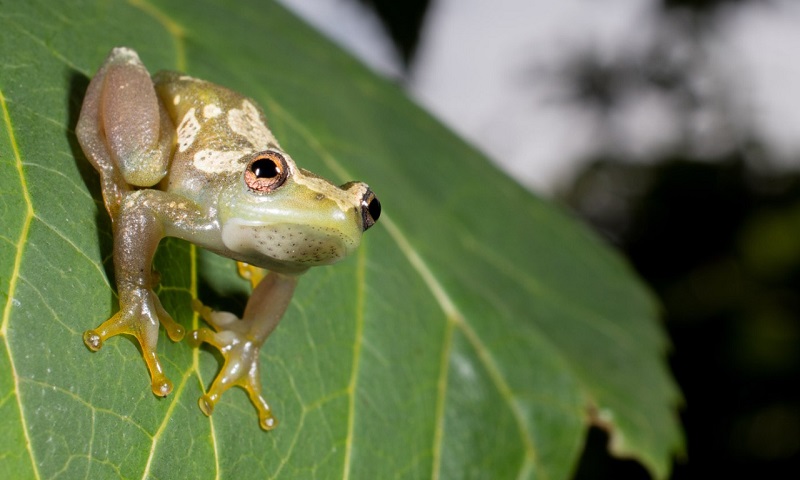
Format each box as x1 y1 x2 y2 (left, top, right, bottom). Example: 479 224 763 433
221 219 357 267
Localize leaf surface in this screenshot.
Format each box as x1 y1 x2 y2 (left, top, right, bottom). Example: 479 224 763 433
0 1 683 478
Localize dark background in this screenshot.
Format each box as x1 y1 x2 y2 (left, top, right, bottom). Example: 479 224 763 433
356 0 800 477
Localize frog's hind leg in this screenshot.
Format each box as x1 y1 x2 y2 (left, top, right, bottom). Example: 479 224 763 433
76 47 174 214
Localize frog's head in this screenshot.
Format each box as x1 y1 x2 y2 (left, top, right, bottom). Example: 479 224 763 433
219 149 380 271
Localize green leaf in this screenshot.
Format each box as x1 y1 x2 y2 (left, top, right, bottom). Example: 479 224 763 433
0 0 684 478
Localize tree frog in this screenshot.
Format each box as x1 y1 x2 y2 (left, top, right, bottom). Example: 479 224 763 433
76 47 380 430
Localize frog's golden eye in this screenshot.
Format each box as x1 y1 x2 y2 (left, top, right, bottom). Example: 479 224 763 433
245 151 289 193
361 189 381 231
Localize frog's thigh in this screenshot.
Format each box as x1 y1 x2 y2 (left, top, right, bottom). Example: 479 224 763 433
99 48 173 187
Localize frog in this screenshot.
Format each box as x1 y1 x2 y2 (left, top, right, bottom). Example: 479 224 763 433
76 47 380 430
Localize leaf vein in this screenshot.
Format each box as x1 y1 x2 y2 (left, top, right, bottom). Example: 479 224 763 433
342 245 367 480
21 378 152 437
265 99 543 478
35 217 112 290
0 87 41 480
188 245 221 480
140 368 193 480
127 0 187 71
431 319 454 480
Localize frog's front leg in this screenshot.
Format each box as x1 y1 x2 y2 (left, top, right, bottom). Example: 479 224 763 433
84 191 192 396
189 271 298 430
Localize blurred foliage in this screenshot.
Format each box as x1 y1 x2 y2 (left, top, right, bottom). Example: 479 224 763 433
564 154 800 479
661 0 750 13
358 0 430 66
556 0 800 477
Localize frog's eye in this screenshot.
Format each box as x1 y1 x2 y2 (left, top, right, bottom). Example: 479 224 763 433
245 151 289 193
361 189 381 231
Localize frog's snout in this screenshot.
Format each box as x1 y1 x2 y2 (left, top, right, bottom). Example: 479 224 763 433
342 181 380 232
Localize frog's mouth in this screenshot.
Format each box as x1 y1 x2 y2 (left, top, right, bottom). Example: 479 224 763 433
221 219 357 266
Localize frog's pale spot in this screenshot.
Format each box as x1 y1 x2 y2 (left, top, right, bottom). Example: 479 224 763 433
178 75 203 83
228 100 277 150
204 104 222 119
123 190 145 209
194 148 248 174
112 47 141 65
173 95 181 105
177 108 200 152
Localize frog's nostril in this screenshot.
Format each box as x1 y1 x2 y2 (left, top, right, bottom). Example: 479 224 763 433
361 190 380 231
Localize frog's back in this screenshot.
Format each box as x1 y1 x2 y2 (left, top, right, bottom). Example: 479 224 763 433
153 72 281 204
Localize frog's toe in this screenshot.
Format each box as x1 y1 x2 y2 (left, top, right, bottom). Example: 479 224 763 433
187 327 223 349
192 300 239 330
83 311 129 351
259 410 278 431
187 329 202 348
141 349 173 397
159 311 185 341
152 376 173 397
198 394 216 416
236 262 266 289
153 292 185 341
243 383 276 431
83 330 104 351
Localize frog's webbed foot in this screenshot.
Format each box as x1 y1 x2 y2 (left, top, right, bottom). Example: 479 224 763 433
84 287 184 397
188 303 276 430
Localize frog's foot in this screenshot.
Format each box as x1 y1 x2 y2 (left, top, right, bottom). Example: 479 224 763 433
189 325 277 430
84 288 181 396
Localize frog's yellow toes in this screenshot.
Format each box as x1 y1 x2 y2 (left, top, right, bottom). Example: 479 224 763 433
187 329 201 348
152 377 173 397
83 330 104 351
154 297 185 341
187 327 222 349
259 411 277 431
198 394 216 416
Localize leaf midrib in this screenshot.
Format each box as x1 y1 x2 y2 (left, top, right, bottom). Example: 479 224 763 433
265 98 543 479
0 86 41 480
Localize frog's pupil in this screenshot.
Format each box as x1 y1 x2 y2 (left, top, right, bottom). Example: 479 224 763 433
252 158 279 178
368 197 381 222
